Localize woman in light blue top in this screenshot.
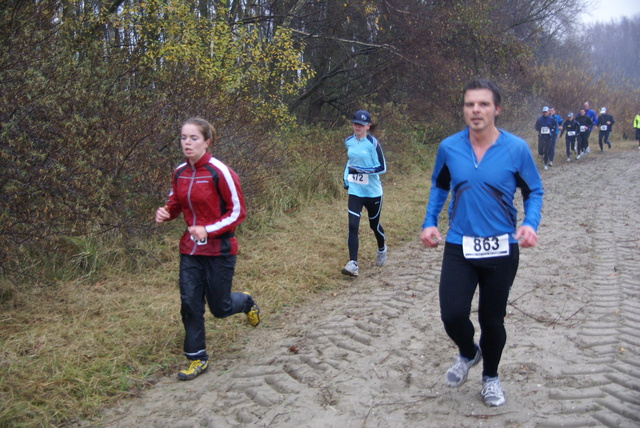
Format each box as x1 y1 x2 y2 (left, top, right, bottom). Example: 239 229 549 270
341 110 387 277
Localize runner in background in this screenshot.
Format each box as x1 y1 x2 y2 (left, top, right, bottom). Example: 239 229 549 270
559 112 579 161
420 78 543 407
596 107 615 151
549 107 563 166
575 108 594 159
634 110 640 149
535 106 557 170
583 101 598 155
341 110 387 277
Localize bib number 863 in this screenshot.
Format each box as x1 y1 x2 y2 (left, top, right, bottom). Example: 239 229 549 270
473 236 500 252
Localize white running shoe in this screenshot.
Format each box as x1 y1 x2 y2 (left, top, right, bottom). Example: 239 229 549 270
543 164 548 170
376 245 387 267
341 260 358 277
445 347 482 387
566 157 571 162
482 376 506 407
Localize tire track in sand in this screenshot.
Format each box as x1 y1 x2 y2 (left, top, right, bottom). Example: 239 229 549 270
537 151 640 428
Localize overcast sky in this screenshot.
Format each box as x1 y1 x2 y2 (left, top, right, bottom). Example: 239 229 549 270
581 0 640 24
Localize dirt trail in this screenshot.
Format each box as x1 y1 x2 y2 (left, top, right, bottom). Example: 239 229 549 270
86 149 640 428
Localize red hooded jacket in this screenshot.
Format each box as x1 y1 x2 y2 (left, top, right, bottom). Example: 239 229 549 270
165 152 246 256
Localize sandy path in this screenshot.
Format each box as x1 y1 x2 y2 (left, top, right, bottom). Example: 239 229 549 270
86 149 640 428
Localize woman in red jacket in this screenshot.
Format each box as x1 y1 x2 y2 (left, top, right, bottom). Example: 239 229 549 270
155 117 260 381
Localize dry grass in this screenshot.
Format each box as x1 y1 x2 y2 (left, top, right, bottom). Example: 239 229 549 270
0 161 434 427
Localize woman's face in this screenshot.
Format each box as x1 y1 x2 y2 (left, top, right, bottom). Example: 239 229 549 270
181 123 210 164
352 122 370 139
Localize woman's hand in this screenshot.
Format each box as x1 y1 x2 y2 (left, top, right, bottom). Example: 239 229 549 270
188 226 208 241
155 206 170 223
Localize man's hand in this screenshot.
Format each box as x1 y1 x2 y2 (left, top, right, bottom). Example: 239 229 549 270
420 226 442 248
514 225 537 248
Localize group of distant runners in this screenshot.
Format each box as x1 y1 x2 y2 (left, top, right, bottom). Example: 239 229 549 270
535 101 616 170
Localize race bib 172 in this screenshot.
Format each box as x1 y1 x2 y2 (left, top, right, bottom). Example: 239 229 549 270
348 173 369 185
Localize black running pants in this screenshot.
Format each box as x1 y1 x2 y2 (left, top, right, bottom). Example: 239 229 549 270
439 242 519 378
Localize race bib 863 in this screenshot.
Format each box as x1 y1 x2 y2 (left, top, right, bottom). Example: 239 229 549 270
462 234 510 259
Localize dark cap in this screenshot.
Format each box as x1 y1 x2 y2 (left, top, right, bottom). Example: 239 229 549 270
351 110 371 125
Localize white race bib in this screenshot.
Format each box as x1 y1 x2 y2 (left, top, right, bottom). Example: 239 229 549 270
567 131 576 136
540 127 550 135
580 126 587 132
462 234 510 259
600 125 608 131
348 173 369 185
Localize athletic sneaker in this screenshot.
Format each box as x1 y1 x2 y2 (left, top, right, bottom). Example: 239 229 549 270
341 260 358 277
445 346 482 387
577 153 581 159
242 292 260 327
543 164 548 170
549 161 553 166
178 359 208 381
566 157 571 162
376 245 387 267
481 376 506 407
586 147 590 154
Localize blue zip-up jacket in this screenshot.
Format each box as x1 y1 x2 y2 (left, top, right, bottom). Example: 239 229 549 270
586 109 597 130
552 114 562 136
422 128 543 245
343 133 386 198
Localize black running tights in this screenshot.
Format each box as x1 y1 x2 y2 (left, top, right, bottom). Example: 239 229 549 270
439 242 519 378
347 194 385 261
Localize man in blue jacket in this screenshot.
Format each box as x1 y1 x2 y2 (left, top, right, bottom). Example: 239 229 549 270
549 107 563 166
421 78 543 408
583 101 598 154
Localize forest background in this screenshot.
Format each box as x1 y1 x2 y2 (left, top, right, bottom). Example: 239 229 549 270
1 0 640 426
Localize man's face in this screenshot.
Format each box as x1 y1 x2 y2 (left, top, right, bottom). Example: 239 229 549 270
463 88 500 132
550 108 556 115
543 111 549 117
